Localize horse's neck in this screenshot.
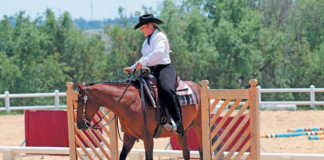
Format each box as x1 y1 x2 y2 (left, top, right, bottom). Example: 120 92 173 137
94 84 137 119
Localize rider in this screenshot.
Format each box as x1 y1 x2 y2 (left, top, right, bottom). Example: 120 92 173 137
123 14 184 136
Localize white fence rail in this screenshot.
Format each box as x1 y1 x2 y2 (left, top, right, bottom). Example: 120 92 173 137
1 85 324 112
0 90 66 112
259 85 324 108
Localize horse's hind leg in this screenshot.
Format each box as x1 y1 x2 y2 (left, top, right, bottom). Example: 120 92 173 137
119 133 137 160
193 123 203 159
176 133 190 160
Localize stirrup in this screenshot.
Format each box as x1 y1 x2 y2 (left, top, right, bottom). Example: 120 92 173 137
163 118 177 132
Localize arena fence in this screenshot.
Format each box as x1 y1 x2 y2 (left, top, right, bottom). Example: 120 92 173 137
2 85 324 112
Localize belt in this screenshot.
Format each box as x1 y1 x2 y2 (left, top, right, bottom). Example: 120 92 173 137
149 64 169 71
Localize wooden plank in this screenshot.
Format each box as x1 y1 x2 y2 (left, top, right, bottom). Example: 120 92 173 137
211 101 249 152
209 99 232 126
99 110 116 130
76 150 87 160
200 80 211 160
72 112 104 152
233 140 251 160
71 91 78 109
66 82 77 160
249 79 260 160
207 89 249 99
72 106 117 160
93 115 113 151
105 109 119 160
74 124 102 159
246 154 252 160
210 99 245 139
96 111 112 138
85 129 111 160
224 125 250 160
214 114 249 159
209 99 221 114
76 136 94 160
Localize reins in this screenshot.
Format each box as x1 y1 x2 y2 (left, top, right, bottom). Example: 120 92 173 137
81 71 136 130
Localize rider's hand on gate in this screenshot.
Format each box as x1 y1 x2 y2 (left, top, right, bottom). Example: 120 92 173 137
123 67 133 74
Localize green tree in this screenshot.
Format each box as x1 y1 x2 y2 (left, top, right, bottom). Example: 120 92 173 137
0 51 21 92
103 8 143 79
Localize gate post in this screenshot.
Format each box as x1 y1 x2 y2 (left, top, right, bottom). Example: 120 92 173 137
66 82 77 160
109 113 119 160
201 80 211 160
248 79 260 160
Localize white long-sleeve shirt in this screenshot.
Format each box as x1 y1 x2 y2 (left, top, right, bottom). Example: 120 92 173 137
131 29 171 69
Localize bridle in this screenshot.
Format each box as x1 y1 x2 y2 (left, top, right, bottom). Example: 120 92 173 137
77 86 90 127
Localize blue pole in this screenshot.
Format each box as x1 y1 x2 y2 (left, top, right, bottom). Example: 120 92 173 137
263 131 324 138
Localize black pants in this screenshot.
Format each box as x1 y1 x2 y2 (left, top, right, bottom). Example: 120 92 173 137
149 64 182 122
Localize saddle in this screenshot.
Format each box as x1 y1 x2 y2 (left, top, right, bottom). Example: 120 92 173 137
141 73 198 109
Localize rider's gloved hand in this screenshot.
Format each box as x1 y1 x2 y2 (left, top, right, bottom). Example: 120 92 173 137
123 67 133 74
134 63 142 70
123 63 142 74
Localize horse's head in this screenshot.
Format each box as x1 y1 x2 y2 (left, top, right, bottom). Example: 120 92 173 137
76 83 100 130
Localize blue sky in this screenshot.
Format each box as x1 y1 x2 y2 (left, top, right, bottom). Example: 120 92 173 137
1 0 164 20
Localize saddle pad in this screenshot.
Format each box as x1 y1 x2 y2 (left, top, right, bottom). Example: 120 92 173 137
178 94 198 106
176 81 193 96
177 83 198 106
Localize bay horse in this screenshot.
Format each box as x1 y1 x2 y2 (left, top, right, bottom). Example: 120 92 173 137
76 76 203 160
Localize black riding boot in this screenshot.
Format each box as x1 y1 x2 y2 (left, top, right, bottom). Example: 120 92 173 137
176 119 184 136
174 98 184 136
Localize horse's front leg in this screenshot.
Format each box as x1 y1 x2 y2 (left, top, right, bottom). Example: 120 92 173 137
176 132 190 160
143 137 154 160
119 133 137 160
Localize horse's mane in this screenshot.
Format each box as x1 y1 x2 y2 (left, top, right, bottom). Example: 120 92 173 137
86 80 129 86
85 74 143 88
84 79 142 89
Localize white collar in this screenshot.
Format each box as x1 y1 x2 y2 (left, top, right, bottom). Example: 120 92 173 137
149 29 160 39
146 29 160 45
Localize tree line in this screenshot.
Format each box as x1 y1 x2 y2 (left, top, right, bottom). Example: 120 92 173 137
0 0 324 105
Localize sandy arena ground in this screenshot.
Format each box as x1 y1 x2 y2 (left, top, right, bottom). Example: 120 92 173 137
0 110 324 159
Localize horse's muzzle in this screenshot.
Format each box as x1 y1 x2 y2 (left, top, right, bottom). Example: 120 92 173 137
77 120 89 130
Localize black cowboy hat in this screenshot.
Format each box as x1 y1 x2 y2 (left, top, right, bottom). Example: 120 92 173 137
134 14 163 29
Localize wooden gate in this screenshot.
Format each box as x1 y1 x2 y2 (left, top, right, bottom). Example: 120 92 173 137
201 79 260 160
66 82 119 160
